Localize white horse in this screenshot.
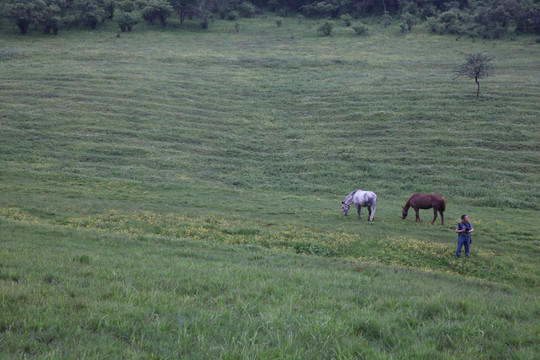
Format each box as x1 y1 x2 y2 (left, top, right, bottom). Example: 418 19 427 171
341 190 377 222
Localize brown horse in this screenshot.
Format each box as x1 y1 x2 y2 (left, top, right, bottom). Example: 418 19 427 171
402 193 446 225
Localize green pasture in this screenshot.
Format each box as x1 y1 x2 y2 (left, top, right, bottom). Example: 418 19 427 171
1 221 538 359
1 16 539 359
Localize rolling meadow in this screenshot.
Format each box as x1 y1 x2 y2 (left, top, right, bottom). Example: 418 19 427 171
1 16 539 359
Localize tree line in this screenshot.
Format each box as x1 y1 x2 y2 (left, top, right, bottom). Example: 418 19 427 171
1 0 539 38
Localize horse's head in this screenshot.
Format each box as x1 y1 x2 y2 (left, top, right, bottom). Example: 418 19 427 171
341 202 350 216
402 206 408 219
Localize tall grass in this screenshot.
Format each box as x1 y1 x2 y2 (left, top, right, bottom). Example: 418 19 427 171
1 221 538 359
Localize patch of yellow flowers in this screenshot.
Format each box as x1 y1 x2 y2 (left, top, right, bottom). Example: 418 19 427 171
1 207 496 267
1 207 356 250
1 207 39 224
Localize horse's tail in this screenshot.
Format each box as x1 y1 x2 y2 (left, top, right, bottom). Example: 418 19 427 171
441 197 446 212
369 194 377 221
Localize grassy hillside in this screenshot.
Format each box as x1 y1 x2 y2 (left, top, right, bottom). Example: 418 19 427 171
1 17 539 358
1 222 539 359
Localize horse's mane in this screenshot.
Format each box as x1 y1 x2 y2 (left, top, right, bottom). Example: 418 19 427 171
405 193 415 204
344 190 357 203
404 193 419 208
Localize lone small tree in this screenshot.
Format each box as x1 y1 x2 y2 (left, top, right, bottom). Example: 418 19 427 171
454 52 494 99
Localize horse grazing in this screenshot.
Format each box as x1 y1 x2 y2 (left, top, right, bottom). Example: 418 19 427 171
341 190 377 222
402 193 446 225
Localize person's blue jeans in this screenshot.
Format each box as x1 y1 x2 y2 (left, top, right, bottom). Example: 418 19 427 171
456 237 470 257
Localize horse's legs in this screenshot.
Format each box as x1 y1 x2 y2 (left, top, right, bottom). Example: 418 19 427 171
440 210 445 225
367 205 372 222
355 204 361 219
431 208 438 225
415 208 422 222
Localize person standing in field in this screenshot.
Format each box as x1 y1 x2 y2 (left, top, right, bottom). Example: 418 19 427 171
456 214 474 258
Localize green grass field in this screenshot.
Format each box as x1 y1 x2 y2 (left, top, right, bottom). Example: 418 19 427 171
1 16 539 359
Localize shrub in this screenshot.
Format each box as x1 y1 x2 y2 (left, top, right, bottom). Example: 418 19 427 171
447 19 464 35
238 2 255 18
507 21 517 40
399 21 407 33
439 10 458 25
227 11 239 21
278 7 288 17
352 24 367 35
116 11 140 32
268 0 280 12
401 12 417 31
427 17 446 34
200 15 210 29
215 2 229 19
77 0 109 30
318 21 333 36
341 14 352 27
141 0 173 27
118 0 136 12
381 11 391 28
491 24 505 39
300 2 335 18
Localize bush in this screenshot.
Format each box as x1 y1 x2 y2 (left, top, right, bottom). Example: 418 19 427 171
77 0 108 30
427 17 446 35
401 12 417 31
278 8 289 17
318 21 333 36
238 2 255 18
116 11 140 32
268 0 280 12
352 24 367 35
117 0 136 12
227 11 239 21
439 10 458 25
341 14 352 27
507 21 517 40
215 2 228 19
447 19 464 35
301 2 335 18
141 0 173 27
399 21 407 33
381 11 391 28
200 16 210 29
